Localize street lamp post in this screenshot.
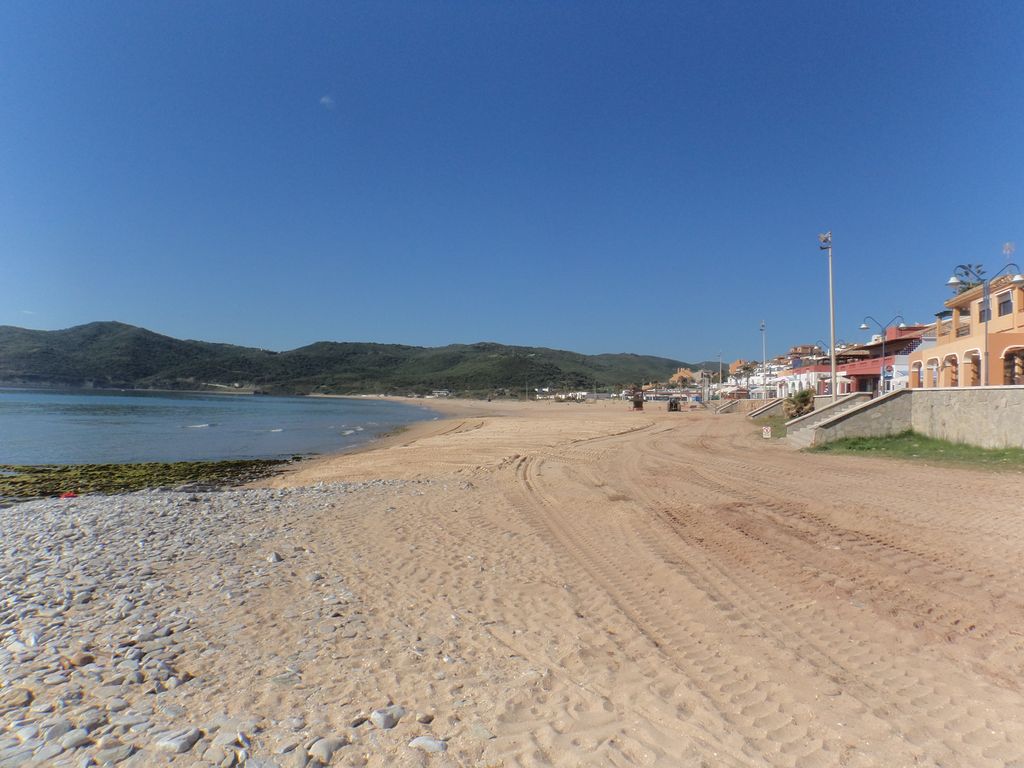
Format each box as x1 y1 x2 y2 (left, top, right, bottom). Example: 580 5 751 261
818 232 837 402
815 338 847 356
760 320 767 400
814 338 846 395
859 314 906 395
946 261 1024 386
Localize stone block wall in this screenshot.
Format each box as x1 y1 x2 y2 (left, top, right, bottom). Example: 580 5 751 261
732 399 776 415
807 387 1024 449
747 399 785 418
909 387 1024 449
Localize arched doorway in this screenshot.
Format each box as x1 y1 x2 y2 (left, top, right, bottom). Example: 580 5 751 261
964 350 982 387
1002 346 1024 385
941 355 959 387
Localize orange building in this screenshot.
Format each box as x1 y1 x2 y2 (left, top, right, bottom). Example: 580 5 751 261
669 367 696 385
908 273 1024 387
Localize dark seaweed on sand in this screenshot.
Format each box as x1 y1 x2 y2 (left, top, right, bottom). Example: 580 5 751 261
0 459 293 499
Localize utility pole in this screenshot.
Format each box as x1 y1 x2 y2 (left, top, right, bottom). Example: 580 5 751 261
819 231 837 402
760 320 767 400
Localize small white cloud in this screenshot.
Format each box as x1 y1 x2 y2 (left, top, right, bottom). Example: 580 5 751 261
319 95 335 110
20 309 35 315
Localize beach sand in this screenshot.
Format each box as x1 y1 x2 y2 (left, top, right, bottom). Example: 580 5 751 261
5 399 1024 766
252 399 1024 766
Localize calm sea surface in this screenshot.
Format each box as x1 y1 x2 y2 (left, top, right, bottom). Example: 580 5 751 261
0 390 439 465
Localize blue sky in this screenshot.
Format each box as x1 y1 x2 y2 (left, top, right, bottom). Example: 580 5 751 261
3 1 1023 363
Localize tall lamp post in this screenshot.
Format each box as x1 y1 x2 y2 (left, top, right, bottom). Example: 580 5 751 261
760 320 767 399
946 262 1024 386
818 232 837 402
859 314 906 395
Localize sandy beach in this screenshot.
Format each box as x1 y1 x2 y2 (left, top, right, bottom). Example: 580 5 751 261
4 399 1024 767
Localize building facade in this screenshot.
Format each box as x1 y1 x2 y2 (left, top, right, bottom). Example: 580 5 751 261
908 274 1024 388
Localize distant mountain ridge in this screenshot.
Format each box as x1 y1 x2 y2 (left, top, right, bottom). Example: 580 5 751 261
0 322 714 395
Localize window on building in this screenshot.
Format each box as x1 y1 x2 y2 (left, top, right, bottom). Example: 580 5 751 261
979 301 991 322
998 291 1013 317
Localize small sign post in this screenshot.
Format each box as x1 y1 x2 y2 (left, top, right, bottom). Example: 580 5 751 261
762 426 772 439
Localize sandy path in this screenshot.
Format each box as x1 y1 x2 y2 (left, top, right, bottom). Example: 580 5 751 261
246 401 1024 767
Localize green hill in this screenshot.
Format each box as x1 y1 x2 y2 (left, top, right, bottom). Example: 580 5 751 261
0 322 712 396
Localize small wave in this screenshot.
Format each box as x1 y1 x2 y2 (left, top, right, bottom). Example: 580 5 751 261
355 426 364 432
342 429 356 436
187 423 210 429
270 428 283 433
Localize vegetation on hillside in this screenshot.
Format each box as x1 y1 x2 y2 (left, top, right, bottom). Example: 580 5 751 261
0 322 714 396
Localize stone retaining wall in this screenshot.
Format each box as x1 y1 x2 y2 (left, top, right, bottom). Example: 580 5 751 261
910 387 1024 449
807 387 1024 449
728 399 775 415
747 399 784 418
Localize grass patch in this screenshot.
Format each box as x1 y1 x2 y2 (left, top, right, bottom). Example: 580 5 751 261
811 430 1024 470
754 414 788 439
0 458 292 500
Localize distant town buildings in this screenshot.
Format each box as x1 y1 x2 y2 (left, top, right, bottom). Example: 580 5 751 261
526 276 1024 403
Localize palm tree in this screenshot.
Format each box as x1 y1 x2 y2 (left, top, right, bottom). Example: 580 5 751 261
784 388 815 418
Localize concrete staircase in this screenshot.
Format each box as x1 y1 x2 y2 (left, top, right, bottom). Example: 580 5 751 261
748 398 784 419
786 393 872 449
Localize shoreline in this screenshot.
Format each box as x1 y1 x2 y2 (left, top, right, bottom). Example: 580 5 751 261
0 384 260 396
258 397 522 484
0 389 449 472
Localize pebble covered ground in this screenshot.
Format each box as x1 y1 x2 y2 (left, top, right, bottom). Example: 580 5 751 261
0 483 468 768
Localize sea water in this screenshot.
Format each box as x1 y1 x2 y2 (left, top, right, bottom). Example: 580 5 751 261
0 389 438 465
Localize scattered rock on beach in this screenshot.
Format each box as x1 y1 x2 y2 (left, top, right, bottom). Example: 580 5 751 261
408 735 447 753
308 735 349 762
152 726 202 753
370 704 406 730
0 480 440 766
